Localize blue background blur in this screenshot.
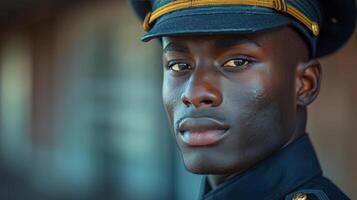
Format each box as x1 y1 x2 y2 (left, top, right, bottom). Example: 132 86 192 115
0 0 356 199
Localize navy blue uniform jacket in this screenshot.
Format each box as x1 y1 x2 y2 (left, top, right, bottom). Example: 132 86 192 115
199 135 350 200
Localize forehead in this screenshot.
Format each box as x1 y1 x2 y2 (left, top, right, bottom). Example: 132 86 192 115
161 34 264 56
161 27 299 51
162 27 308 54
161 27 309 63
162 32 267 47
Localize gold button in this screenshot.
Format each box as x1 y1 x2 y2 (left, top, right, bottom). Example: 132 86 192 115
311 22 320 36
292 192 308 200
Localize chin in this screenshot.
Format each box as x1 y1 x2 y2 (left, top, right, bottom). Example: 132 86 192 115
182 152 241 175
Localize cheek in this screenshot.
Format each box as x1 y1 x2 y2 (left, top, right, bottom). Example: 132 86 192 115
241 65 295 114
162 76 173 115
162 74 182 123
247 78 271 110
224 66 295 140
225 67 274 111
218 76 282 164
239 67 295 139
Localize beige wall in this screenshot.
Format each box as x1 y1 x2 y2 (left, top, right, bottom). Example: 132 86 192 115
308 29 357 198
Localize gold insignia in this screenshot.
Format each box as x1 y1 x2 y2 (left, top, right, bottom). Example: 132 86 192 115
292 192 308 200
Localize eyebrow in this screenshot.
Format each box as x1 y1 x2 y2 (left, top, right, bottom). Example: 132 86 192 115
163 43 189 54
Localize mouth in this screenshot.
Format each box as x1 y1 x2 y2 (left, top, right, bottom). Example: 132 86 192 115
178 117 230 146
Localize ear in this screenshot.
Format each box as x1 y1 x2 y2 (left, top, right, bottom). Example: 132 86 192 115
295 60 322 106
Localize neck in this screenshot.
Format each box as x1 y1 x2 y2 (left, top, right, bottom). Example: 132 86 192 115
286 107 307 146
207 173 238 189
207 107 308 189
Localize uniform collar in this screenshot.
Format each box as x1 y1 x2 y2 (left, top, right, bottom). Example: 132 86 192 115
199 135 322 200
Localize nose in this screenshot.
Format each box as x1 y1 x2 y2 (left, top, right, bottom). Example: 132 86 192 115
181 70 222 108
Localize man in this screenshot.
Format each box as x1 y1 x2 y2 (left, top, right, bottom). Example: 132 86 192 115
130 0 356 199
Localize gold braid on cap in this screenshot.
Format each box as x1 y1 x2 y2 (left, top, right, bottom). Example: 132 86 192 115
143 0 320 36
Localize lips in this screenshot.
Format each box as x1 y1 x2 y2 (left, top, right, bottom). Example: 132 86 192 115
178 117 230 146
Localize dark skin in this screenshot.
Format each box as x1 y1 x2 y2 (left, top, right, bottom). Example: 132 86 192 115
161 27 322 189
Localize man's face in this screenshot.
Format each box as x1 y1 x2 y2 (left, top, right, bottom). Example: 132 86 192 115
162 27 308 174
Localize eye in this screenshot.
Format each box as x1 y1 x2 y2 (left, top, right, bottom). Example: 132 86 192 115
168 62 192 72
222 58 252 70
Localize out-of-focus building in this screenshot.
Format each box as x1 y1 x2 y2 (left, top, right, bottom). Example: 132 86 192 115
0 0 356 199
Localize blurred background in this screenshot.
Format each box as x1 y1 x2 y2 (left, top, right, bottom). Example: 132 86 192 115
0 0 356 199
